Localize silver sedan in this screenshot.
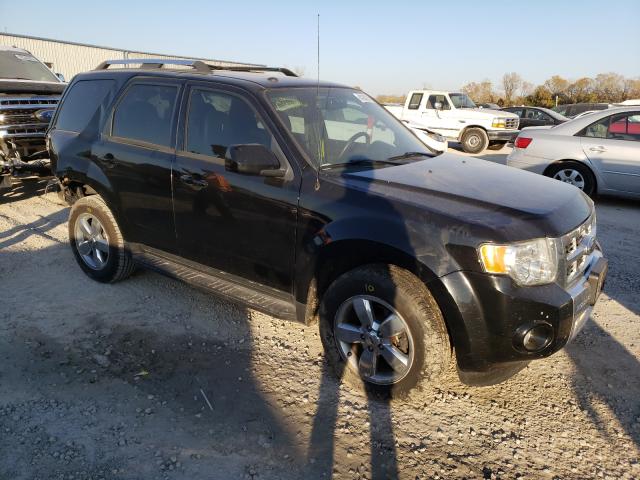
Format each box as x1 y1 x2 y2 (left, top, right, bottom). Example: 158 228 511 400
507 106 640 199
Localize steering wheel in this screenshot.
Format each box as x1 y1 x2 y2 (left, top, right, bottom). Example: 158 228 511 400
337 131 371 161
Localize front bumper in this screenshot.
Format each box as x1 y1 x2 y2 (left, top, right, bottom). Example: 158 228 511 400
440 248 607 376
487 129 519 142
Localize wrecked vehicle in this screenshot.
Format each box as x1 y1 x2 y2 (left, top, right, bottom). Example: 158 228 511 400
48 59 607 395
0 46 65 192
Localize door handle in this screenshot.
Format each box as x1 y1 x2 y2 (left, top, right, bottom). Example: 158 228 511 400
589 146 606 153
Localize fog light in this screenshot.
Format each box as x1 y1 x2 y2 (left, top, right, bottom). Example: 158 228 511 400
521 323 554 352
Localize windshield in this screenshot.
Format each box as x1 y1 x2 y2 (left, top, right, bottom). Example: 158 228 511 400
266 87 431 167
0 50 59 82
449 93 476 109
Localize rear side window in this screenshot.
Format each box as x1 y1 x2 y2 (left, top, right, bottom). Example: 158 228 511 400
55 80 116 133
112 84 178 147
505 107 524 117
407 93 423 110
579 112 640 141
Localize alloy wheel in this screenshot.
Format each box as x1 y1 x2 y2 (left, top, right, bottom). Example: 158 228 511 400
333 295 414 385
74 213 110 270
553 169 585 190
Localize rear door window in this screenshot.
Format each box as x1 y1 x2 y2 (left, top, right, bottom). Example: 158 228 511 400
407 93 423 110
607 113 640 141
112 83 178 147
55 80 116 133
505 107 524 117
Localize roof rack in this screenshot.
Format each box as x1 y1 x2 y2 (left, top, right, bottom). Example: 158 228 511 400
94 59 297 77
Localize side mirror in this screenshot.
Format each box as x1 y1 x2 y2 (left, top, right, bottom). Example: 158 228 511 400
225 144 284 177
56 73 65 82
434 101 443 110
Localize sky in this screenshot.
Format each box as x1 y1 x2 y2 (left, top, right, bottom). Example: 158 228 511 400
1 0 639 96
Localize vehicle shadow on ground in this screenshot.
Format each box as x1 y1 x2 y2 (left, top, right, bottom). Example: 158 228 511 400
301 167 430 480
593 196 640 317
447 143 509 165
0 176 51 205
0 207 68 250
565 320 640 450
0 245 303 479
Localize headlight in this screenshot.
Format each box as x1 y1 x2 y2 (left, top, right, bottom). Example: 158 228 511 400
478 238 559 286
426 131 446 143
491 117 509 128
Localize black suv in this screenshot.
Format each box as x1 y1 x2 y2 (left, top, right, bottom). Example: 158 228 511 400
48 59 608 395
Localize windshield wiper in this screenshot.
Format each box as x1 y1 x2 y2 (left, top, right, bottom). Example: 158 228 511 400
319 158 402 170
386 151 433 161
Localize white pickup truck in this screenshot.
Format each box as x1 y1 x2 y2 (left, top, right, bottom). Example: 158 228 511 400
386 90 520 153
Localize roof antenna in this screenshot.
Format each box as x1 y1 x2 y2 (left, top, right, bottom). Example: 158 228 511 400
314 13 322 191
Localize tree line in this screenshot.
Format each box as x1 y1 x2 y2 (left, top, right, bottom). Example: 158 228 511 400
376 73 640 108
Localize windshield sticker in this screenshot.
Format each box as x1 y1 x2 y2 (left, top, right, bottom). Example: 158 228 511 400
353 92 373 103
14 54 39 62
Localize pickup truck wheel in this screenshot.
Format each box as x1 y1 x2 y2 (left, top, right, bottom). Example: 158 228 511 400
68 195 135 283
487 141 507 151
460 128 488 154
319 264 451 397
545 161 596 197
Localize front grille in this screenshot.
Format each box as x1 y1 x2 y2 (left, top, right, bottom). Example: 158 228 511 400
0 96 60 140
505 118 519 129
562 214 597 286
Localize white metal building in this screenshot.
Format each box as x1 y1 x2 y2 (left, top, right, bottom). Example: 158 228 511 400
0 32 261 81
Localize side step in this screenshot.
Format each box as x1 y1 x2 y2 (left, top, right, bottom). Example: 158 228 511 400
133 247 297 321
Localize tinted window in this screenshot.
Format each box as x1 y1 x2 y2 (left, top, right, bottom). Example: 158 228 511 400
426 94 450 110
55 80 116 133
186 89 272 158
505 107 524 117
526 109 552 121
407 93 423 110
112 84 178 147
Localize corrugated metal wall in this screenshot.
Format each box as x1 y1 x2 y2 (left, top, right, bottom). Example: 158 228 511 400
0 33 259 81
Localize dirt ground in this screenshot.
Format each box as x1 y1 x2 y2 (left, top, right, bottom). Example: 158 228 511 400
0 169 639 480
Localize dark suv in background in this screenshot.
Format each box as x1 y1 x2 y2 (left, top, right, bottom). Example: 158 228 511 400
48 59 607 395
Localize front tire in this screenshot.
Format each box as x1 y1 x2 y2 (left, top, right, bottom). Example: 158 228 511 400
460 128 488 154
545 161 596 197
68 195 135 283
319 264 451 397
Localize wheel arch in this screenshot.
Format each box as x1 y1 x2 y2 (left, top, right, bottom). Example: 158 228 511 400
299 238 458 349
542 159 599 194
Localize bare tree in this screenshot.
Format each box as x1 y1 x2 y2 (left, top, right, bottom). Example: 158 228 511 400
519 81 534 99
594 72 625 102
461 80 495 103
502 72 522 106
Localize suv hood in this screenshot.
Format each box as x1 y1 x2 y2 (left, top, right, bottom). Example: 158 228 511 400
0 79 66 95
342 153 591 242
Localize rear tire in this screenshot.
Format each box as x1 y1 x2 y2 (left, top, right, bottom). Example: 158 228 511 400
68 195 135 283
487 141 507 151
460 128 489 154
545 161 596 197
319 264 452 397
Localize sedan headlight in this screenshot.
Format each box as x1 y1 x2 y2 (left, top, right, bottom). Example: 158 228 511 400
478 238 559 286
491 117 509 128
